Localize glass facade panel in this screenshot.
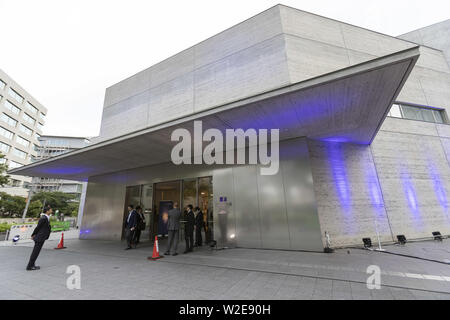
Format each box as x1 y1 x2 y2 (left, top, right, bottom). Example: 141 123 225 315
421 108 435 122
198 177 213 243
388 103 447 124
433 110 444 123
390 104 402 118
401 105 421 120
182 179 197 211
0 79 5 90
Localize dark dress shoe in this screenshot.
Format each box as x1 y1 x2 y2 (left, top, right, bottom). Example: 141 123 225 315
164 252 170 256
183 251 189 254
125 247 132 250
172 253 178 256
26 266 40 271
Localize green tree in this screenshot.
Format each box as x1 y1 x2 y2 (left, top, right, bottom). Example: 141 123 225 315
28 200 44 218
0 192 26 217
31 191 78 216
0 153 10 187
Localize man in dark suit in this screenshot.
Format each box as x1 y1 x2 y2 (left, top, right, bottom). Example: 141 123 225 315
134 206 145 245
26 207 53 271
184 204 195 254
194 206 204 247
125 205 137 250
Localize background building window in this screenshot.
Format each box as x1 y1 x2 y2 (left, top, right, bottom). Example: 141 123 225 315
0 142 11 153
0 126 14 139
16 136 30 148
19 124 33 136
0 79 6 90
1 113 18 127
36 122 43 131
8 160 23 169
26 102 39 115
13 148 27 159
8 88 24 104
387 103 446 124
4 100 21 115
22 113 36 126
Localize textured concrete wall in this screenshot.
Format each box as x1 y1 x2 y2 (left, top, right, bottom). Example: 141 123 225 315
99 6 290 141
372 118 450 239
399 19 450 68
307 139 393 247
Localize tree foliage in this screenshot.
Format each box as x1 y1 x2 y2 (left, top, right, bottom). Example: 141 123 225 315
0 153 10 187
31 191 79 216
0 191 79 218
0 192 26 217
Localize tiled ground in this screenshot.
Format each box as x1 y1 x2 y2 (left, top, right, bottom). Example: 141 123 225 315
0 236 449 300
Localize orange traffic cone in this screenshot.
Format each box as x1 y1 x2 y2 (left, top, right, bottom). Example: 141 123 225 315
54 232 67 250
147 236 163 260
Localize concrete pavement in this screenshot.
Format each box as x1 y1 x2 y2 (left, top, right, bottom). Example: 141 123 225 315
0 235 449 300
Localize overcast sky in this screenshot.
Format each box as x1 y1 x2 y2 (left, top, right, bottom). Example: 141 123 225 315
0 0 449 138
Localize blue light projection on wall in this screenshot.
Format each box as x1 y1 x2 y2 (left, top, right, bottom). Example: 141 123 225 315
39 166 89 175
323 141 356 234
399 164 422 229
326 142 351 208
427 160 449 217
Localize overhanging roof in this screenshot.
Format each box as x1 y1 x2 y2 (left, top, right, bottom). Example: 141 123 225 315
9 47 420 181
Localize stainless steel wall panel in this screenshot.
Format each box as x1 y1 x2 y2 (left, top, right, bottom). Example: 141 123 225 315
212 168 236 247
232 165 262 248
256 164 290 250
81 138 323 251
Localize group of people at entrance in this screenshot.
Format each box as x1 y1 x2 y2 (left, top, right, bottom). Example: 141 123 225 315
124 205 146 250
165 203 204 256
124 202 205 255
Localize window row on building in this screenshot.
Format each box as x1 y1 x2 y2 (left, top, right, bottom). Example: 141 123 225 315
388 103 446 124
0 78 46 125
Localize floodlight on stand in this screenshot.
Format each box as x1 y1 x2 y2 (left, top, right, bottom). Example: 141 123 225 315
432 231 443 241
396 235 407 245
362 238 372 249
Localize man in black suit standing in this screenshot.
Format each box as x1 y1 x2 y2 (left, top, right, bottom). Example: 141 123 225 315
194 206 204 247
125 205 137 250
184 205 195 254
26 207 53 271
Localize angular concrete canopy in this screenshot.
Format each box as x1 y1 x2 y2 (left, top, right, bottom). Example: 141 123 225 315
9 47 419 181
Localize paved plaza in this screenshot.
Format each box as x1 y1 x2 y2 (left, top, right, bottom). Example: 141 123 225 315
0 234 449 300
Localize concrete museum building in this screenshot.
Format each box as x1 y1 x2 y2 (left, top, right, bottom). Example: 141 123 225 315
10 5 450 250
